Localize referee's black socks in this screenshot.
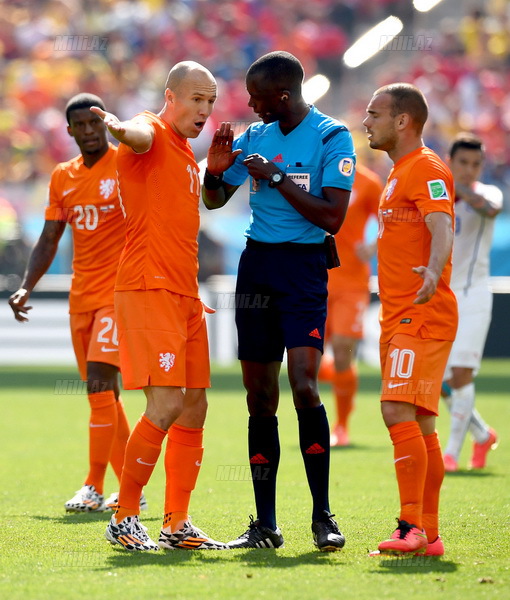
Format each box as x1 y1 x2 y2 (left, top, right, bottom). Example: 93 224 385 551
296 404 331 521
248 415 280 531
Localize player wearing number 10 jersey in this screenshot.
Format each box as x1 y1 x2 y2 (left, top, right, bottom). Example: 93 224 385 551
8 93 131 514
364 83 457 556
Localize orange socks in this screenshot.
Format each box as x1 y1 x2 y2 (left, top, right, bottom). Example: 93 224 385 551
115 419 205 528
109 398 130 482
422 431 444 542
115 414 166 523
318 355 335 382
85 390 117 495
333 365 357 429
388 421 427 529
163 424 204 532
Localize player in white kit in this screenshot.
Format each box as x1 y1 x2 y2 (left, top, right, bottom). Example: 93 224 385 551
442 133 502 472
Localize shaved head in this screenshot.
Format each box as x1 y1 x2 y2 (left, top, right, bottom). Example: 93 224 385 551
160 60 217 139
165 61 215 93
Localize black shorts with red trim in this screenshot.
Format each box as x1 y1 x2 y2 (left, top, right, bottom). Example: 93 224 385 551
235 239 328 363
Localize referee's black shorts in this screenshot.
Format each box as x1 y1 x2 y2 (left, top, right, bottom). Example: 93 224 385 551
235 239 328 363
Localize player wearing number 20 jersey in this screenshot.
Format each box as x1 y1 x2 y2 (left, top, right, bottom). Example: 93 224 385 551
9 94 131 512
45 142 125 376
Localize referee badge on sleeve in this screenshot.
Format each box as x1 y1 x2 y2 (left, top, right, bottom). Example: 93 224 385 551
338 157 354 176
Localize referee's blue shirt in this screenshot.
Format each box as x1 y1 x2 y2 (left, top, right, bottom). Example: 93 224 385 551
223 105 356 244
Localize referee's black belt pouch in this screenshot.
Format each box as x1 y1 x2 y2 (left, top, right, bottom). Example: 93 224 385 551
324 234 340 269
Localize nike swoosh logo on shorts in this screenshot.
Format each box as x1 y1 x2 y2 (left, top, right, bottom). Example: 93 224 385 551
195 461 202 467
63 188 76 196
101 346 117 352
388 382 408 389
90 423 113 428
136 457 157 466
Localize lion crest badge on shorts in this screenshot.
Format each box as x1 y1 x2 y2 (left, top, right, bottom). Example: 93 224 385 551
159 352 175 372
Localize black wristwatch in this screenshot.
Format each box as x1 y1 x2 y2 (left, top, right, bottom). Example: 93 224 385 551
268 170 285 188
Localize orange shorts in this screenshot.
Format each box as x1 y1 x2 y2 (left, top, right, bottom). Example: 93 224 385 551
70 306 120 381
115 289 210 390
326 289 369 340
380 332 452 416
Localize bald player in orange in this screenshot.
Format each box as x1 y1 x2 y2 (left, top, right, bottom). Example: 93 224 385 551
92 61 228 551
363 83 457 556
321 163 382 446
8 93 134 514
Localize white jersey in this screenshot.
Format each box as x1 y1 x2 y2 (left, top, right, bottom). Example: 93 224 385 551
451 181 503 293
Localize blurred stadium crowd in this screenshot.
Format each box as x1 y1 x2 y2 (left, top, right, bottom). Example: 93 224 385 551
1 0 510 284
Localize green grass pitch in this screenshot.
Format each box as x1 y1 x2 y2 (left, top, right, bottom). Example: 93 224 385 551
0 360 508 599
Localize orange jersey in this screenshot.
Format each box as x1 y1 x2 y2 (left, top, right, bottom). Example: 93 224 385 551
377 146 457 343
115 111 200 298
45 144 125 314
329 163 382 292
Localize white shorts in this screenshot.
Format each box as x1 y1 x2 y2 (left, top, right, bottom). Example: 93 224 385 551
444 285 492 378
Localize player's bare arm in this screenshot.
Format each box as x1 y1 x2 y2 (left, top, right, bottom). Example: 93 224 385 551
455 183 502 219
412 211 453 305
202 122 241 210
243 153 350 234
8 220 66 322
90 106 154 154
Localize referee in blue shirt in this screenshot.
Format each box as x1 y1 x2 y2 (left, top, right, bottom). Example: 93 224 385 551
203 51 355 551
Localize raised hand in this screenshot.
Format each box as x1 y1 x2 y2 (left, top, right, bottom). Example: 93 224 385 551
90 106 127 142
90 106 154 153
207 122 242 175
